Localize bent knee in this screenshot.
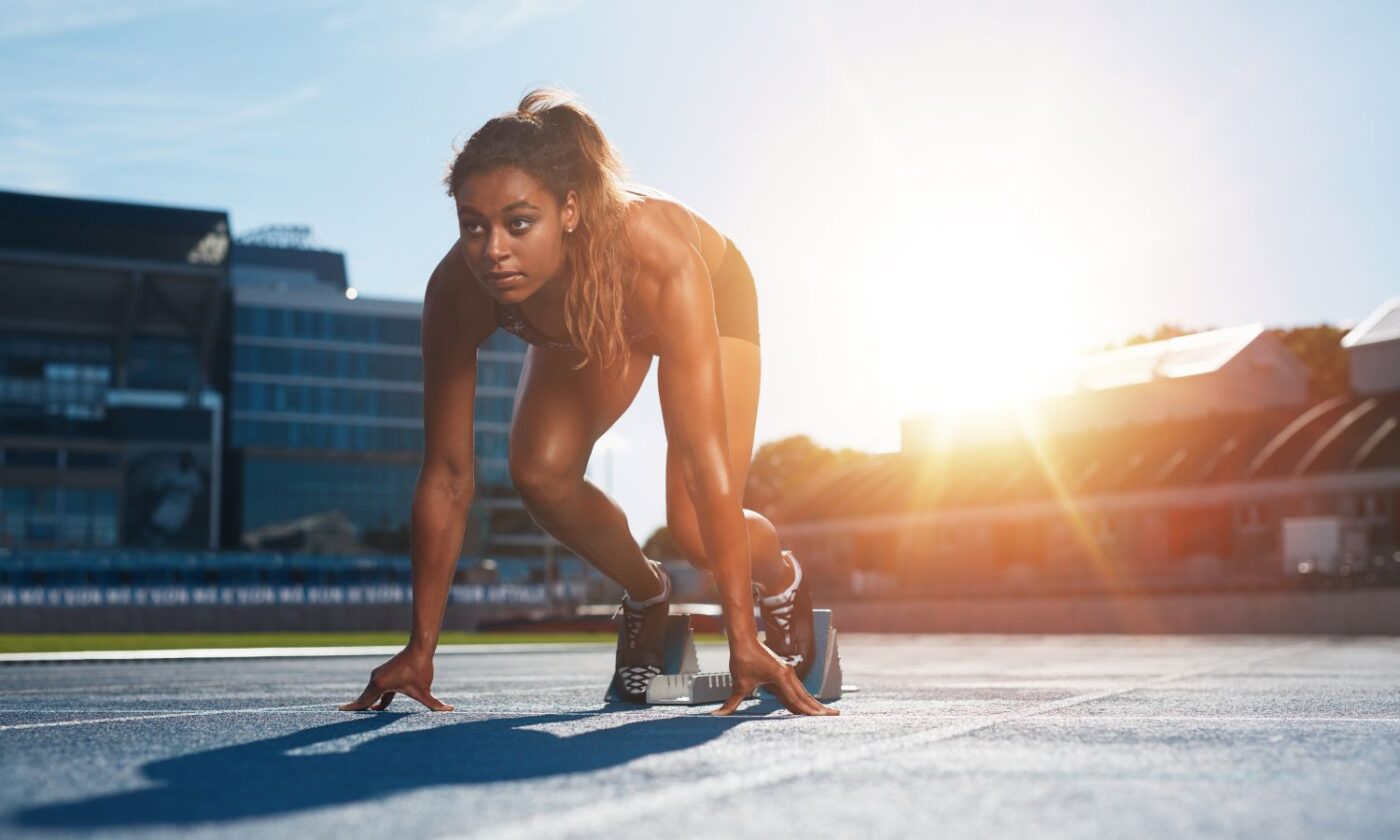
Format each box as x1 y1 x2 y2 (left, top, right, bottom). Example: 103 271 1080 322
508 458 580 508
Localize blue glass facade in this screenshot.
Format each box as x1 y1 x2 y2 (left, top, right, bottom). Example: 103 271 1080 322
235 306 421 345
1 190 226 551
2 189 565 570
231 288 426 551
0 334 111 415
230 302 428 453
0 484 120 549
127 337 200 391
229 276 540 557
241 458 421 533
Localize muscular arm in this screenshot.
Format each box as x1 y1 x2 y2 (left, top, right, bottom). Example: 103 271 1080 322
632 208 762 650
341 244 494 712
408 245 496 651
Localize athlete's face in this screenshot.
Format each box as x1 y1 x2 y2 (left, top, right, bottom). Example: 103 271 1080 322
455 166 579 303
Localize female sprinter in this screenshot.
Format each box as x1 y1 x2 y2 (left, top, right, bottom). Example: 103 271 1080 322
341 89 836 717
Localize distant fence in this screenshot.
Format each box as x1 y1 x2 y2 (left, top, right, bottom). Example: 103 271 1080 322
0 549 612 632
0 582 590 633
0 582 587 609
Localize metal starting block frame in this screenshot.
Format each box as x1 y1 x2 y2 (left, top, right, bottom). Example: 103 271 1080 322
605 609 844 706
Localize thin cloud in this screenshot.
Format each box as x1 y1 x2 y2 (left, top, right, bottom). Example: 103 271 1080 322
0 134 77 193
0 0 207 41
192 81 324 138
52 81 322 143
322 0 580 54
10 89 213 111
0 80 324 190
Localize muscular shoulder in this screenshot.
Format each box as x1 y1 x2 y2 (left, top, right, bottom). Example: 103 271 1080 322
623 200 717 355
623 198 701 282
423 240 496 349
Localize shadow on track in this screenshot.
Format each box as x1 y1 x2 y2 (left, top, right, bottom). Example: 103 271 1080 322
15 710 759 830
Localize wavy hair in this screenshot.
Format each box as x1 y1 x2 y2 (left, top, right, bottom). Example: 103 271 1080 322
444 88 638 377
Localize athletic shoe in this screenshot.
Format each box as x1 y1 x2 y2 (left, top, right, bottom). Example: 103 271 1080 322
613 559 672 702
753 550 816 679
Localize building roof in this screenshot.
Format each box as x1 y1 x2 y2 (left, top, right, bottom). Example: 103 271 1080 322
0 189 229 268
230 242 349 293
774 390 1400 524
0 191 229 383
1342 297 1400 348
1062 323 1266 394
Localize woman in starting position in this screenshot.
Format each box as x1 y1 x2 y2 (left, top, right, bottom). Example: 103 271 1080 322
341 89 836 716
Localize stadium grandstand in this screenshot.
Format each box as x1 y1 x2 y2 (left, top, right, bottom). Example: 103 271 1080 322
775 302 1400 597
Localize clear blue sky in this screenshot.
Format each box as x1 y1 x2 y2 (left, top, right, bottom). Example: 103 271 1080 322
4 0 1398 542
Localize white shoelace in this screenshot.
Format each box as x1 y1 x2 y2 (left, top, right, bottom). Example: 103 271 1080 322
755 551 805 667
619 665 660 695
614 562 671 696
615 562 671 641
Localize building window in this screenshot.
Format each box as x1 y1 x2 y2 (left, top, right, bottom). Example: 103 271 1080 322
22 487 57 546
241 457 421 550
6 449 59 467
128 336 199 390
60 488 93 547
475 395 514 424
66 450 118 469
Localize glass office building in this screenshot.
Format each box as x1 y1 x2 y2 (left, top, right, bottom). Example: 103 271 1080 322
0 190 228 550
228 240 557 562
2 190 564 572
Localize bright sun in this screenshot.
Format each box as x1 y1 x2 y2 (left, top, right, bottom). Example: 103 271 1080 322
874 175 1121 420
745 14 1194 450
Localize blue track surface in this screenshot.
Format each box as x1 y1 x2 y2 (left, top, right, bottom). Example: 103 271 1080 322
2 635 1398 838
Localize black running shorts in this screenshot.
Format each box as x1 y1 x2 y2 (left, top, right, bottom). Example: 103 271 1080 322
713 237 760 348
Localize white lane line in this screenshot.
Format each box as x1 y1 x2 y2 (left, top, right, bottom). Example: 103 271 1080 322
0 685 631 730
450 640 1323 840
0 709 344 715
997 714 1400 723
0 643 614 664
0 702 332 732
1 711 1396 723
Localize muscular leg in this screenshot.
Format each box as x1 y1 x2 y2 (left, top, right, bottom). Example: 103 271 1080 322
508 345 663 601
665 337 792 592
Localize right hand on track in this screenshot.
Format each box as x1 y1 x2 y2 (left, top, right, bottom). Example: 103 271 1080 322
339 645 453 712
714 641 839 717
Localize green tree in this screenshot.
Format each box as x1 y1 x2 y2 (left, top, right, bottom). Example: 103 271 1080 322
1094 323 1211 351
1271 324 1350 399
640 436 872 551
743 434 871 517
1123 323 1202 346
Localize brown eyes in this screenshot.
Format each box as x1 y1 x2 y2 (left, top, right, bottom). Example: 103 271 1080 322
459 218 534 235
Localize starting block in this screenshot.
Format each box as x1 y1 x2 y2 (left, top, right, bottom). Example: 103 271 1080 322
605 609 846 706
